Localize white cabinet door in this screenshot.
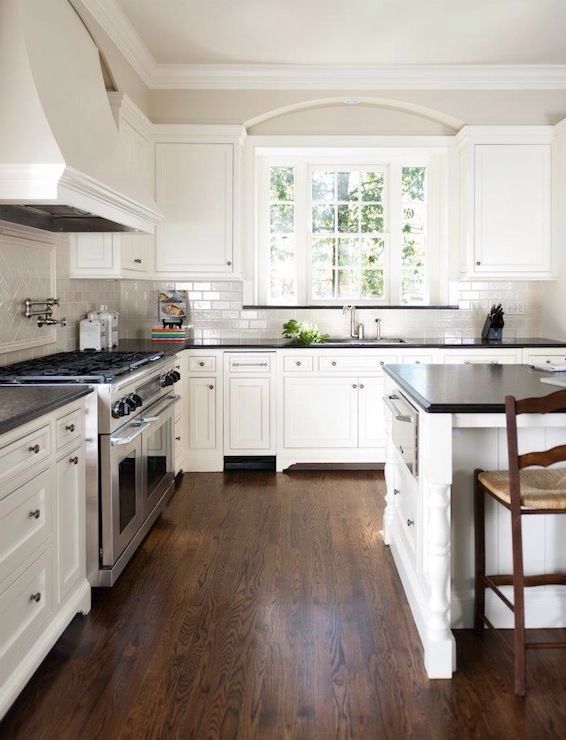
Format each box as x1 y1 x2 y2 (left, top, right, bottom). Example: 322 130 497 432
226 377 273 452
358 377 386 448
284 377 358 448
188 377 217 450
474 144 551 275
56 448 85 603
155 143 233 274
120 233 153 274
71 234 117 275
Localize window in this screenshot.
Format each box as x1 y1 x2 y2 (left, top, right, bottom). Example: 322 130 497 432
258 149 445 306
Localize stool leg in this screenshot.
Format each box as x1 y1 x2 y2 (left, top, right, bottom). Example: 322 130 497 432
474 469 486 636
511 508 526 696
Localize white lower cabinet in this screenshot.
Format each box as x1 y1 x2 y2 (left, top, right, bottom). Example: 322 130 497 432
0 399 90 721
358 377 386 448
189 377 217 450
55 447 85 603
226 376 274 453
283 376 358 448
185 352 223 472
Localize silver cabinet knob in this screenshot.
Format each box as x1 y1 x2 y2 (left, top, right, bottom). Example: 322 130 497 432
380 361 384 366
331 361 337 366
227 260 232 266
29 444 40 454
65 423 75 432
175 436 181 441
69 456 79 465
476 260 481 266
407 519 415 527
359 383 365 389
199 361 205 366
296 361 301 366
30 592 41 603
209 385 214 390
29 509 41 519
352 384 357 389
134 258 142 264
393 489 400 496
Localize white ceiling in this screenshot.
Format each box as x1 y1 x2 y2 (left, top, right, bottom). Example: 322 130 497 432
115 0 566 66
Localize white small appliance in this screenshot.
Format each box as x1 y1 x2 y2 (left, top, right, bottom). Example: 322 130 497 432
87 305 119 348
79 318 107 351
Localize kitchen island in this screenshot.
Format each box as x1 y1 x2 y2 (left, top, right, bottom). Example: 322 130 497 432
382 363 566 679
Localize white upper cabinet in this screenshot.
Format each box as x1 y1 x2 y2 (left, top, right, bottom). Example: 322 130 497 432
458 127 553 280
155 142 234 275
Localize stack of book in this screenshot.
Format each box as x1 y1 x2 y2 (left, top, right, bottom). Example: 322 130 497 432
151 326 188 342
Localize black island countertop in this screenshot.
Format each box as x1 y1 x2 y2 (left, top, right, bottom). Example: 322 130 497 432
383 363 566 414
110 337 566 354
0 385 93 435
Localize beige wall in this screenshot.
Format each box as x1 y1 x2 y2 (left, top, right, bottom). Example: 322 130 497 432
149 89 566 128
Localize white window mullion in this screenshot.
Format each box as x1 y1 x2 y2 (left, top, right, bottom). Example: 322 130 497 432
295 160 309 305
388 163 402 305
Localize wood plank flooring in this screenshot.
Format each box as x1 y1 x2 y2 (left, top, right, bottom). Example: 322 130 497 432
1 471 566 739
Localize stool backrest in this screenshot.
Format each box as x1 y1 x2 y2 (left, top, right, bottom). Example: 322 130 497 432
505 389 566 512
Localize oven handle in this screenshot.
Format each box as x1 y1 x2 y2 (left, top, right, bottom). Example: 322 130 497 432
110 421 150 446
141 394 180 423
383 394 413 423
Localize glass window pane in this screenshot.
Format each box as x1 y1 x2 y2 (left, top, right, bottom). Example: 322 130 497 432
360 171 384 201
337 204 359 233
361 238 385 269
270 166 294 201
336 269 359 298
312 171 335 201
270 204 294 233
361 270 384 298
270 235 294 267
337 171 360 201
337 238 359 267
312 270 335 299
270 275 295 302
361 204 384 233
402 167 426 202
311 238 335 268
401 236 426 303
312 205 335 233
402 204 426 236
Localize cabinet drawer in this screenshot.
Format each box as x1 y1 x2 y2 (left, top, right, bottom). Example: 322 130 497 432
0 425 51 493
0 470 52 586
55 409 82 450
227 353 272 373
395 459 418 553
189 356 216 373
283 355 313 372
318 354 398 374
523 351 566 367
0 549 53 682
441 352 519 364
402 354 434 365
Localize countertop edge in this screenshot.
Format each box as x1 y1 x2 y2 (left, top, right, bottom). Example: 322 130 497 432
0 386 94 436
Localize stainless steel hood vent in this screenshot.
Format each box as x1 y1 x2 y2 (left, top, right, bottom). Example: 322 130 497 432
0 0 161 234
0 205 139 232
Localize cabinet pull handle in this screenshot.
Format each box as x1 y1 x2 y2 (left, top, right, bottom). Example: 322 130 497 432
30 592 41 603
65 423 75 432
134 258 142 264
352 383 357 389
175 364 181 369
69 456 79 465
407 519 415 527
29 509 41 519
232 362 268 367
29 444 40 454
199 361 205 367
393 489 400 496
464 361 471 365
175 435 181 441
209 385 214 390
359 383 365 389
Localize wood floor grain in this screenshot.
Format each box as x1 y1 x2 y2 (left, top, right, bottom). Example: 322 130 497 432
1 471 566 739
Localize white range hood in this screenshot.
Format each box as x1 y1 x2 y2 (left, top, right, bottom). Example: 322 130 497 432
0 0 161 233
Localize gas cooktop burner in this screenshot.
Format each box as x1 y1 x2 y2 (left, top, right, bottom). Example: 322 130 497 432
0 350 165 383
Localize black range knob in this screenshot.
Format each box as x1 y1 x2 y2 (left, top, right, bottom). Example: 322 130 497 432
162 372 174 387
131 393 143 408
171 370 181 382
119 399 131 416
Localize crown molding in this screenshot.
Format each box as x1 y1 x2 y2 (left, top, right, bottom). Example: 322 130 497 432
152 124 247 144
150 63 566 91
75 0 155 86
75 1 566 92
456 125 554 147
107 92 153 139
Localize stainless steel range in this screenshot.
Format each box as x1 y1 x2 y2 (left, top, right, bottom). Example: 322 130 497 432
0 350 182 586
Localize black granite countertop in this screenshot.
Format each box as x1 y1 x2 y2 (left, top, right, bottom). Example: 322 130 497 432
112 337 566 352
383 364 565 413
0 385 93 435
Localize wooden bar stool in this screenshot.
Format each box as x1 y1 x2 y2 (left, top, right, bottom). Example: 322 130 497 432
474 388 566 696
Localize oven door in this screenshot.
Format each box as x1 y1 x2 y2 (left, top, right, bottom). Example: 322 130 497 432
141 393 179 518
100 418 149 567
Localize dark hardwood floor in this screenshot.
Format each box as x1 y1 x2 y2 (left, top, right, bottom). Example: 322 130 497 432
1 471 566 739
